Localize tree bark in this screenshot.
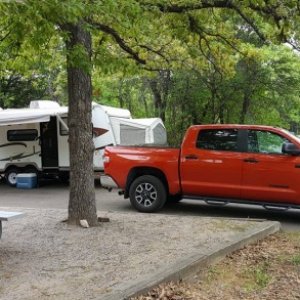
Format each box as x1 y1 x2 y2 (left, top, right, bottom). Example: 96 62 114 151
64 22 97 226
240 93 251 124
149 71 169 122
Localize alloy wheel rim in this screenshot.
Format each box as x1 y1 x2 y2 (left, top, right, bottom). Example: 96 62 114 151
135 183 157 207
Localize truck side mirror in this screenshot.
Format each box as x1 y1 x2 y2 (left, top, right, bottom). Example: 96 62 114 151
282 142 300 155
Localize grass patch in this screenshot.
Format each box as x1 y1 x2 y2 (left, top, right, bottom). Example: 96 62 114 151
244 262 271 292
290 254 300 265
206 266 220 283
284 232 300 243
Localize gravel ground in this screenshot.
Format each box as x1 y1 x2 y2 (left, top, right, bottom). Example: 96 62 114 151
0 208 270 300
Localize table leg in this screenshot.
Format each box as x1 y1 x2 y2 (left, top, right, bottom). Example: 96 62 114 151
0 221 2 239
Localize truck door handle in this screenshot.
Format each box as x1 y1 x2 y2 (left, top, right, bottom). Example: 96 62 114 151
244 157 259 163
185 154 199 160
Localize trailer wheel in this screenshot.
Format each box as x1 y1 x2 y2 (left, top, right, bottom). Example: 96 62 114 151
5 168 19 187
129 175 167 213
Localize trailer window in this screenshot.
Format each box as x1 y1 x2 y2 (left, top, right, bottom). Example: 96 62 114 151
7 129 38 141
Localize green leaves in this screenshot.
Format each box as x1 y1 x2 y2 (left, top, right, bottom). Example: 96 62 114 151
67 43 92 73
1 0 300 139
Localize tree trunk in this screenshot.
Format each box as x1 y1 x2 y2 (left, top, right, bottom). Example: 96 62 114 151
64 22 97 226
219 96 225 124
240 92 251 124
149 78 166 121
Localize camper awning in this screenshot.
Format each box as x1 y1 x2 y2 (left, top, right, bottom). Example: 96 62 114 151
0 107 68 126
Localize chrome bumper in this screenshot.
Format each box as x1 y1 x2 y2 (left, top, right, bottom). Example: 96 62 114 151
100 175 118 189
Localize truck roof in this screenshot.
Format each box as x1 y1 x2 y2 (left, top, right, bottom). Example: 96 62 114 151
189 124 299 141
191 124 286 131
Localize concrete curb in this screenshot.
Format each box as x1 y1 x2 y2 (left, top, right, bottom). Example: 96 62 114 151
102 220 280 300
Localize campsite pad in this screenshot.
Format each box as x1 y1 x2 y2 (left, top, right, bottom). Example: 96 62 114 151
0 208 278 300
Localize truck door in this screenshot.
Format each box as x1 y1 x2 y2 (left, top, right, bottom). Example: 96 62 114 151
40 117 59 168
241 129 299 203
180 128 244 198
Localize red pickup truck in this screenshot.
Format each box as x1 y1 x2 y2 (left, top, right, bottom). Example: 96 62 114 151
101 124 300 213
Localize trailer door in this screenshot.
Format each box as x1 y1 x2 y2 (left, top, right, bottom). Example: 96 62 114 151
40 117 59 168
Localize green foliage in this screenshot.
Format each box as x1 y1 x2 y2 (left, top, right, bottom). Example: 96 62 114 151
0 74 48 108
1 0 300 145
244 262 271 291
101 41 300 146
290 254 300 265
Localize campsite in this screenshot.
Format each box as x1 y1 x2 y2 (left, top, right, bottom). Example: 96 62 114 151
1 1 300 300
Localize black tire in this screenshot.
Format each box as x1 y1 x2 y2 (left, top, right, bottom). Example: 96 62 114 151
129 175 167 213
5 168 19 187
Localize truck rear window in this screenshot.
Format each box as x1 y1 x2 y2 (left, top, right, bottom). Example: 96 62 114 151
196 129 238 151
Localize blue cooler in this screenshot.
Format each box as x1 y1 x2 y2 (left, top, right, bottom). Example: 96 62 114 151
16 173 37 189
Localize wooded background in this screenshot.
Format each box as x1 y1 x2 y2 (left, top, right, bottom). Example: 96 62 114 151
2 1 300 146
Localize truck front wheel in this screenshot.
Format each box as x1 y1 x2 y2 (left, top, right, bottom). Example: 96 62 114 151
129 175 167 213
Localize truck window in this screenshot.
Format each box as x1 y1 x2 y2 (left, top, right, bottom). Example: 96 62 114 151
7 129 38 141
196 129 238 151
248 130 288 154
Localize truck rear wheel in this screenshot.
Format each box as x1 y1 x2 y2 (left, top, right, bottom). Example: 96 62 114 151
129 175 167 213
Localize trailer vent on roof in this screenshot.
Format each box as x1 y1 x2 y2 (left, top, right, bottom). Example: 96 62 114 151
120 125 146 145
29 100 60 109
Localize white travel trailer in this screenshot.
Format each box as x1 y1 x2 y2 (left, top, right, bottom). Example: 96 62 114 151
0 100 167 186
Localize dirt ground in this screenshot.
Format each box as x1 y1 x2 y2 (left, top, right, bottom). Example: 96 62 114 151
0 207 273 300
133 232 300 300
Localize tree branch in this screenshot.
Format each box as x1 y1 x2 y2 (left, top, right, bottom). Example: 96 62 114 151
137 44 170 63
283 37 300 51
188 14 245 55
231 3 267 42
143 0 284 43
90 21 146 65
155 0 235 13
0 28 12 43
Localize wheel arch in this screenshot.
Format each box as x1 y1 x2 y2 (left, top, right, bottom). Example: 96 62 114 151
4 164 21 173
4 163 40 173
24 164 38 170
125 167 169 198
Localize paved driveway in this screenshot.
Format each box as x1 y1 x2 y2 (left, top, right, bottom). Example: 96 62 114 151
0 180 299 231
